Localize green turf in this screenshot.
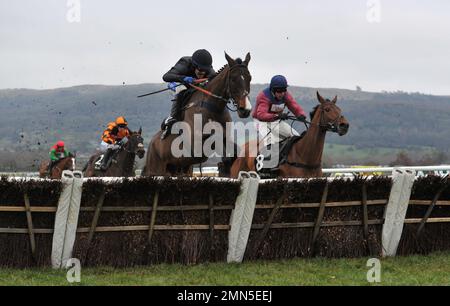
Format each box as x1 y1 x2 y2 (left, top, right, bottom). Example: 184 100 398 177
1 252 450 286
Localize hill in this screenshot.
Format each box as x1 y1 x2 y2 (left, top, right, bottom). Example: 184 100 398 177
1 84 449 170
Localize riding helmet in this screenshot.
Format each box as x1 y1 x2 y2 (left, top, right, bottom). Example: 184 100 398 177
56 140 65 147
270 75 289 90
192 49 213 71
115 116 128 126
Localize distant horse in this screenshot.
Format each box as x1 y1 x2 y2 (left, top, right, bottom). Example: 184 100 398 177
39 152 76 179
142 52 252 177
84 129 145 177
230 92 349 178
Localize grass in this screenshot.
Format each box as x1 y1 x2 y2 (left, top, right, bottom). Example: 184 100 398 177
1 252 450 286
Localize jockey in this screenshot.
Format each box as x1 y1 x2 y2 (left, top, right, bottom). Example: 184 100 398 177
252 75 307 146
99 116 131 170
48 141 70 173
161 49 216 139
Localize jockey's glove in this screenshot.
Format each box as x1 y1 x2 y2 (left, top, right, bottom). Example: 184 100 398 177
297 115 307 122
168 82 178 92
277 112 290 120
182 76 195 84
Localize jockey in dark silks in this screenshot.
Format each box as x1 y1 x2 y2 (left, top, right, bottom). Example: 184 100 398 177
161 49 216 139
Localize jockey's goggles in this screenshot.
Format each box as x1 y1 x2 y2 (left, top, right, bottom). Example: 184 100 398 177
273 88 287 93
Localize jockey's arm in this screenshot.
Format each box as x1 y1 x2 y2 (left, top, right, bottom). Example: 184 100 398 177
285 93 306 117
49 149 59 161
162 57 192 83
102 130 115 144
64 149 70 157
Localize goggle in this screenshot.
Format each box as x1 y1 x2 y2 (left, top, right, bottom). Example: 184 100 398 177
273 88 287 93
118 124 127 128
194 65 207 74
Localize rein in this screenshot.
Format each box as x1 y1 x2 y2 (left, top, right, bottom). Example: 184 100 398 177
188 64 249 113
280 104 343 170
118 135 144 155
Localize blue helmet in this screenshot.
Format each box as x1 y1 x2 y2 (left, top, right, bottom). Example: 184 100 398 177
270 75 288 89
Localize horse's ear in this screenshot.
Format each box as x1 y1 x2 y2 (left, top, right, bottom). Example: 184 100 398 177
243 52 251 66
317 91 326 104
332 95 337 104
225 52 235 66
138 127 142 135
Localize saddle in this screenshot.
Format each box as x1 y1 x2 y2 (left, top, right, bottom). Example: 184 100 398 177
255 132 306 178
93 149 121 171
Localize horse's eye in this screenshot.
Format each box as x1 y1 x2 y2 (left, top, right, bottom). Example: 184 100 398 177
325 108 331 112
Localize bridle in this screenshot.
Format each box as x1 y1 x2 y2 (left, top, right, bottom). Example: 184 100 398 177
188 64 250 113
283 103 344 170
119 134 145 155
308 103 344 133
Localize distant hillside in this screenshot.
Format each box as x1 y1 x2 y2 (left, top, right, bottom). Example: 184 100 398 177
1 83 449 159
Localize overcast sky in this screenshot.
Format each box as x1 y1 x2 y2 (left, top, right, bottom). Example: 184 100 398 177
1 0 449 95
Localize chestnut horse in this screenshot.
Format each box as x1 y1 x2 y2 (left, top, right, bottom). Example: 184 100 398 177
84 129 145 177
142 52 252 176
39 153 76 179
230 92 349 178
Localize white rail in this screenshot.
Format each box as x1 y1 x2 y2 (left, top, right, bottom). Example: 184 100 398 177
2 165 450 179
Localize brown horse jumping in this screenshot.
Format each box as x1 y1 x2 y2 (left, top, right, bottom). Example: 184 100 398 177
230 92 349 178
84 129 145 177
142 52 252 177
39 153 76 179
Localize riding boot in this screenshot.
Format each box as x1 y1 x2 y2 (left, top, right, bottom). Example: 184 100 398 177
47 160 55 175
100 148 113 171
161 96 183 139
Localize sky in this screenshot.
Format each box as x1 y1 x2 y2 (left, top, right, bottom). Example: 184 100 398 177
1 0 449 95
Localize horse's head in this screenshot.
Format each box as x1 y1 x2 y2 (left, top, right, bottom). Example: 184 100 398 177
125 127 145 159
224 52 252 118
312 92 349 136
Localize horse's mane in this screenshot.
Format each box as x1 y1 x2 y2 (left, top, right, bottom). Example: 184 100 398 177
310 98 334 119
214 64 229 77
213 58 243 78
310 105 319 120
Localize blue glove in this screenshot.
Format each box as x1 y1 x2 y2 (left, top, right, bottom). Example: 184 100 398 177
168 82 178 92
182 76 195 84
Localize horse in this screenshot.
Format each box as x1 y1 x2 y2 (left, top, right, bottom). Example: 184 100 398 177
142 52 252 177
230 92 349 178
83 129 145 177
39 152 76 179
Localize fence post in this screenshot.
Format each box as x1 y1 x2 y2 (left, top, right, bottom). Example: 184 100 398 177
51 170 84 269
61 170 83 267
227 171 260 263
382 168 415 257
